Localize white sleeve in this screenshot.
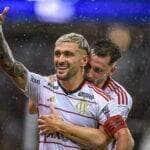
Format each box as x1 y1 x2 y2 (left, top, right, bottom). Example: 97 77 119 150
97 100 122 125
118 105 130 120
118 94 133 120
24 71 42 103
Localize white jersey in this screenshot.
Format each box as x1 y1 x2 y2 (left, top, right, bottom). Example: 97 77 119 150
25 72 122 150
102 77 133 150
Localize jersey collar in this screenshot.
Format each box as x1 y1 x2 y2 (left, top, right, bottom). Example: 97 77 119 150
58 79 86 95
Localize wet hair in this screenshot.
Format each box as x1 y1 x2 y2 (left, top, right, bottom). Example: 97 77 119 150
55 33 90 55
91 39 121 65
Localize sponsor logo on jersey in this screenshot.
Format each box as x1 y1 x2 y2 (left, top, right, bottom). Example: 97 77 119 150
47 133 68 142
47 82 59 90
78 92 94 100
31 75 40 84
76 100 89 115
102 105 110 119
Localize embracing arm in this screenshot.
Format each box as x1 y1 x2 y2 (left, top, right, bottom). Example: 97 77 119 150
0 7 28 90
51 118 134 150
38 115 134 150
57 121 109 149
38 115 110 150
114 128 134 150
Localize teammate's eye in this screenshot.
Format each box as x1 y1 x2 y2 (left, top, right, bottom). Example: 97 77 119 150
93 67 103 73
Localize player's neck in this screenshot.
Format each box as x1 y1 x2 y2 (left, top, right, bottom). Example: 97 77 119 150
97 80 106 89
95 77 109 88
99 76 110 90
59 71 84 91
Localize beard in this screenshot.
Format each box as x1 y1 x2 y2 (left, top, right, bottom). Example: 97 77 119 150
55 62 79 81
93 78 104 86
86 76 105 86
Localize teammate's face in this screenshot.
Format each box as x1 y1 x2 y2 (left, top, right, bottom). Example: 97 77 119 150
87 54 115 86
54 42 87 81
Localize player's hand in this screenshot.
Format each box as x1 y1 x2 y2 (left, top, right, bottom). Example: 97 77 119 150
38 114 63 135
38 99 62 134
0 7 10 24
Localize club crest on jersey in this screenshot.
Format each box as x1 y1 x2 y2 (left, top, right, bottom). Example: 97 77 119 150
76 100 89 115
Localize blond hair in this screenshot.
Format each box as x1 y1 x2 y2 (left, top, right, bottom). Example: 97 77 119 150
55 33 90 54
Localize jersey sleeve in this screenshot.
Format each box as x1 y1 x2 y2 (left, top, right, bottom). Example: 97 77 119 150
118 93 133 120
97 100 122 125
96 98 127 137
24 71 43 103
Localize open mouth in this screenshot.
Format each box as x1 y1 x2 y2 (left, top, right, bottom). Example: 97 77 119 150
56 66 69 74
57 67 68 70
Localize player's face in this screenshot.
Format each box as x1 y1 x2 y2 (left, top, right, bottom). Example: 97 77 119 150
87 54 114 86
54 42 87 81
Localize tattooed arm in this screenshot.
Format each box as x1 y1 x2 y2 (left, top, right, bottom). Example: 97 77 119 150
0 7 28 90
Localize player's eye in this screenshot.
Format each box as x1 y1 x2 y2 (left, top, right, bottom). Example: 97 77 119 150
93 67 103 73
54 51 61 57
64 51 74 57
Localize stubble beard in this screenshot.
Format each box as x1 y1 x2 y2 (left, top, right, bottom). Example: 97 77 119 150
56 66 78 81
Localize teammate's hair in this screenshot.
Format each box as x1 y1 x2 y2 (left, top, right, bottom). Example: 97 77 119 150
55 33 90 54
91 39 121 65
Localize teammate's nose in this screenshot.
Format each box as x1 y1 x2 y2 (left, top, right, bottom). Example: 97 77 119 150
87 69 93 78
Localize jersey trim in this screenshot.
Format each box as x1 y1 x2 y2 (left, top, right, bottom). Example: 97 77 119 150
58 79 86 95
88 82 111 101
108 78 128 105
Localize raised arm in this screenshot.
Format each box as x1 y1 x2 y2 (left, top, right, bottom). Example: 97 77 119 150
0 7 28 90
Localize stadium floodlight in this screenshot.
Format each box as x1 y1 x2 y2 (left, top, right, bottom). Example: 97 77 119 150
27 0 45 1
34 0 74 23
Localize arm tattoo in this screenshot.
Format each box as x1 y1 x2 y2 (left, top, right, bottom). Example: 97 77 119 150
0 25 28 90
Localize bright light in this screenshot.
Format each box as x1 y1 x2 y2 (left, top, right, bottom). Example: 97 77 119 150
27 0 45 1
28 0 79 4
61 0 79 5
34 0 74 23
108 24 131 51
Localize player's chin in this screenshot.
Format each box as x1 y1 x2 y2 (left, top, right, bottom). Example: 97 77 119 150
56 73 68 81
86 77 94 83
56 68 68 74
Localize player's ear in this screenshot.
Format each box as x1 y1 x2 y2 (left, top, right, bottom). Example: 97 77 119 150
81 54 89 67
110 64 117 75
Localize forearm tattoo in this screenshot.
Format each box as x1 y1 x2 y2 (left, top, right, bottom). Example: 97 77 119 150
0 25 27 89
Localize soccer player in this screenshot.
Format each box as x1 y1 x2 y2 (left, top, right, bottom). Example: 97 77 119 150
88 39 132 120
37 40 134 150
87 39 133 149
0 7 134 150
